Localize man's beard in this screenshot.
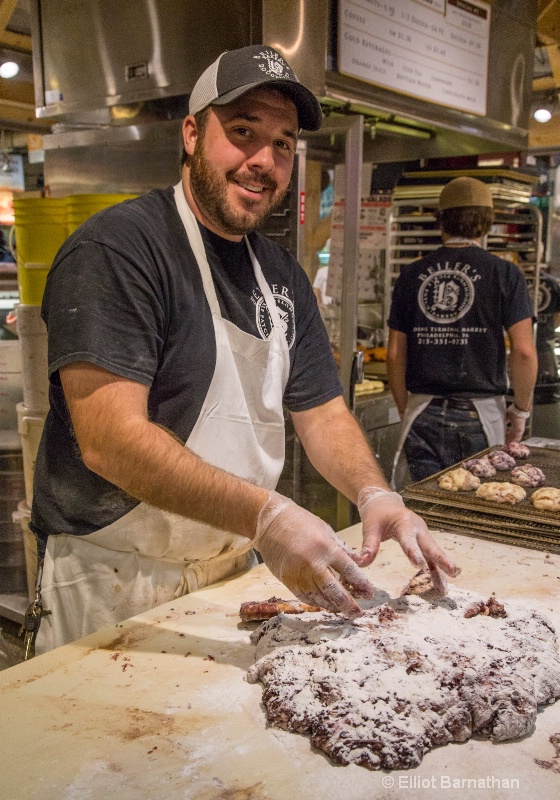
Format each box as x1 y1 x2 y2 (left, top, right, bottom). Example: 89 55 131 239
189 140 289 236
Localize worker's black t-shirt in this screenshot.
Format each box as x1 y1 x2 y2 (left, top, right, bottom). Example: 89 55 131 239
30 187 342 547
388 245 534 397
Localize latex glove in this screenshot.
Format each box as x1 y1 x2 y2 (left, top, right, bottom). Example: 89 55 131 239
356 487 461 596
506 404 529 444
253 491 375 618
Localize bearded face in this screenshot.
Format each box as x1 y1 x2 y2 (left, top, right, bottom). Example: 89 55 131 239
189 130 291 236
186 89 298 238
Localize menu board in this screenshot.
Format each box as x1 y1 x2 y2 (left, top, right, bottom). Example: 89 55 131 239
338 0 490 116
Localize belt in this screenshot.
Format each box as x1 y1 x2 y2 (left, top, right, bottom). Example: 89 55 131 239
429 397 475 411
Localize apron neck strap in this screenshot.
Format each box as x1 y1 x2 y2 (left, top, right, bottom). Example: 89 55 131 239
244 237 285 337
174 181 222 316
174 181 287 345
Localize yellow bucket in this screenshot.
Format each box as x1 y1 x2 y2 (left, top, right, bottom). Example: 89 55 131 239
13 197 69 306
66 193 138 233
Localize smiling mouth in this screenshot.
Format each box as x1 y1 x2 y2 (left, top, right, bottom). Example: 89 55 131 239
236 180 267 195
233 173 277 196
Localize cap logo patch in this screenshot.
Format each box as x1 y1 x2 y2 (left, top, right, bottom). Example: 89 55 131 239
253 49 290 79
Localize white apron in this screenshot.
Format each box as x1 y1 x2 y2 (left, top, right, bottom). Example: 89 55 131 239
391 394 507 491
37 181 290 652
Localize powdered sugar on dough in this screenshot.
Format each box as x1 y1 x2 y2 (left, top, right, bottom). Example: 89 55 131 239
247 588 560 771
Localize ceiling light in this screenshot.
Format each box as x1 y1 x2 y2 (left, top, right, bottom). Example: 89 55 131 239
534 106 552 123
0 61 19 79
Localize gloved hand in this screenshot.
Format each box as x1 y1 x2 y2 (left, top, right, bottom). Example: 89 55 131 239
506 404 530 444
253 491 375 618
356 487 461 595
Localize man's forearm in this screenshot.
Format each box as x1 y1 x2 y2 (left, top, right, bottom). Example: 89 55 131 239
510 349 537 411
87 416 269 539
387 362 408 417
386 329 408 417
61 364 268 540
292 397 390 504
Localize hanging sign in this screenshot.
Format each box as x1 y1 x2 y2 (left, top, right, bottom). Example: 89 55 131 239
338 0 490 116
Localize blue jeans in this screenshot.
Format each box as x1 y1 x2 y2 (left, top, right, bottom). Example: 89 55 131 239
404 401 489 483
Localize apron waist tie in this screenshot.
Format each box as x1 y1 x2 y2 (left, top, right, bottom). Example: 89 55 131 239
175 549 257 597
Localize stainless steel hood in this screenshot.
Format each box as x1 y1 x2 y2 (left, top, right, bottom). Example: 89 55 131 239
31 0 537 151
34 0 539 198
30 0 260 116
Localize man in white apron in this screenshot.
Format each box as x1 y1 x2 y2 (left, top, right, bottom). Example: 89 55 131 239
387 177 537 490
32 46 460 653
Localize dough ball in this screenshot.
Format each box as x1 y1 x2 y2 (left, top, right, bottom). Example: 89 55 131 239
503 442 530 459
438 467 481 492
488 450 516 470
475 481 526 505
510 464 546 488
463 456 496 478
531 487 560 512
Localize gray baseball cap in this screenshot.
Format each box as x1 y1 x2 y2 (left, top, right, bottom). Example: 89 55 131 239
189 45 322 131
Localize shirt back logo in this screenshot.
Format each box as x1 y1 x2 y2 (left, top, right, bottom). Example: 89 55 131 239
418 270 474 324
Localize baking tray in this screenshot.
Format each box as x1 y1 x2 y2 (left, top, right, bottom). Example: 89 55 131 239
404 497 560 554
402 445 560 526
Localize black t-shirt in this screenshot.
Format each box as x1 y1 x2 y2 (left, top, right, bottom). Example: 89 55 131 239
31 187 342 545
388 245 534 397
527 272 560 347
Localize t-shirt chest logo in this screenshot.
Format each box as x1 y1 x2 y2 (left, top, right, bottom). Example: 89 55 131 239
255 293 295 349
418 270 475 324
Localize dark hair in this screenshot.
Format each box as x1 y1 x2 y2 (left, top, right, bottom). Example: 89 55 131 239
180 107 211 167
438 206 494 239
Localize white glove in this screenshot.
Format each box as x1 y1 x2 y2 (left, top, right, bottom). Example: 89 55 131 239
356 487 461 595
506 404 530 444
253 491 375 618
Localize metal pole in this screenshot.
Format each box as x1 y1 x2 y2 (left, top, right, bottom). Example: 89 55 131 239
337 115 363 530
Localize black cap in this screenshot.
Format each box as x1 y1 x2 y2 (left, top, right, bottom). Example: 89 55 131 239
189 45 322 131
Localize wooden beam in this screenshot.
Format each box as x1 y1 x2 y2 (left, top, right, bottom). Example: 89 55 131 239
0 0 32 52
547 45 560 88
537 0 560 45
0 0 17 33
533 76 558 91
0 104 49 129
0 78 34 105
529 113 560 149
0 30 32 52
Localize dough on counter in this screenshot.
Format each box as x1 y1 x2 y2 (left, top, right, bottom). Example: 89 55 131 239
531 487 560 512
475 481 526 505
438 467 481 492
503 442 531 459
247 588 560 771
240 597 323 622
463 456 496 478
488 450 516 470
510 464 546 488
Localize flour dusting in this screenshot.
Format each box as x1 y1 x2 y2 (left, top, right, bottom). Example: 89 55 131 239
247 588 560 771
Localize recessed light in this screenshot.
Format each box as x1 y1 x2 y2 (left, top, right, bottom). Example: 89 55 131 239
533 107 552 123
0 61 19 79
